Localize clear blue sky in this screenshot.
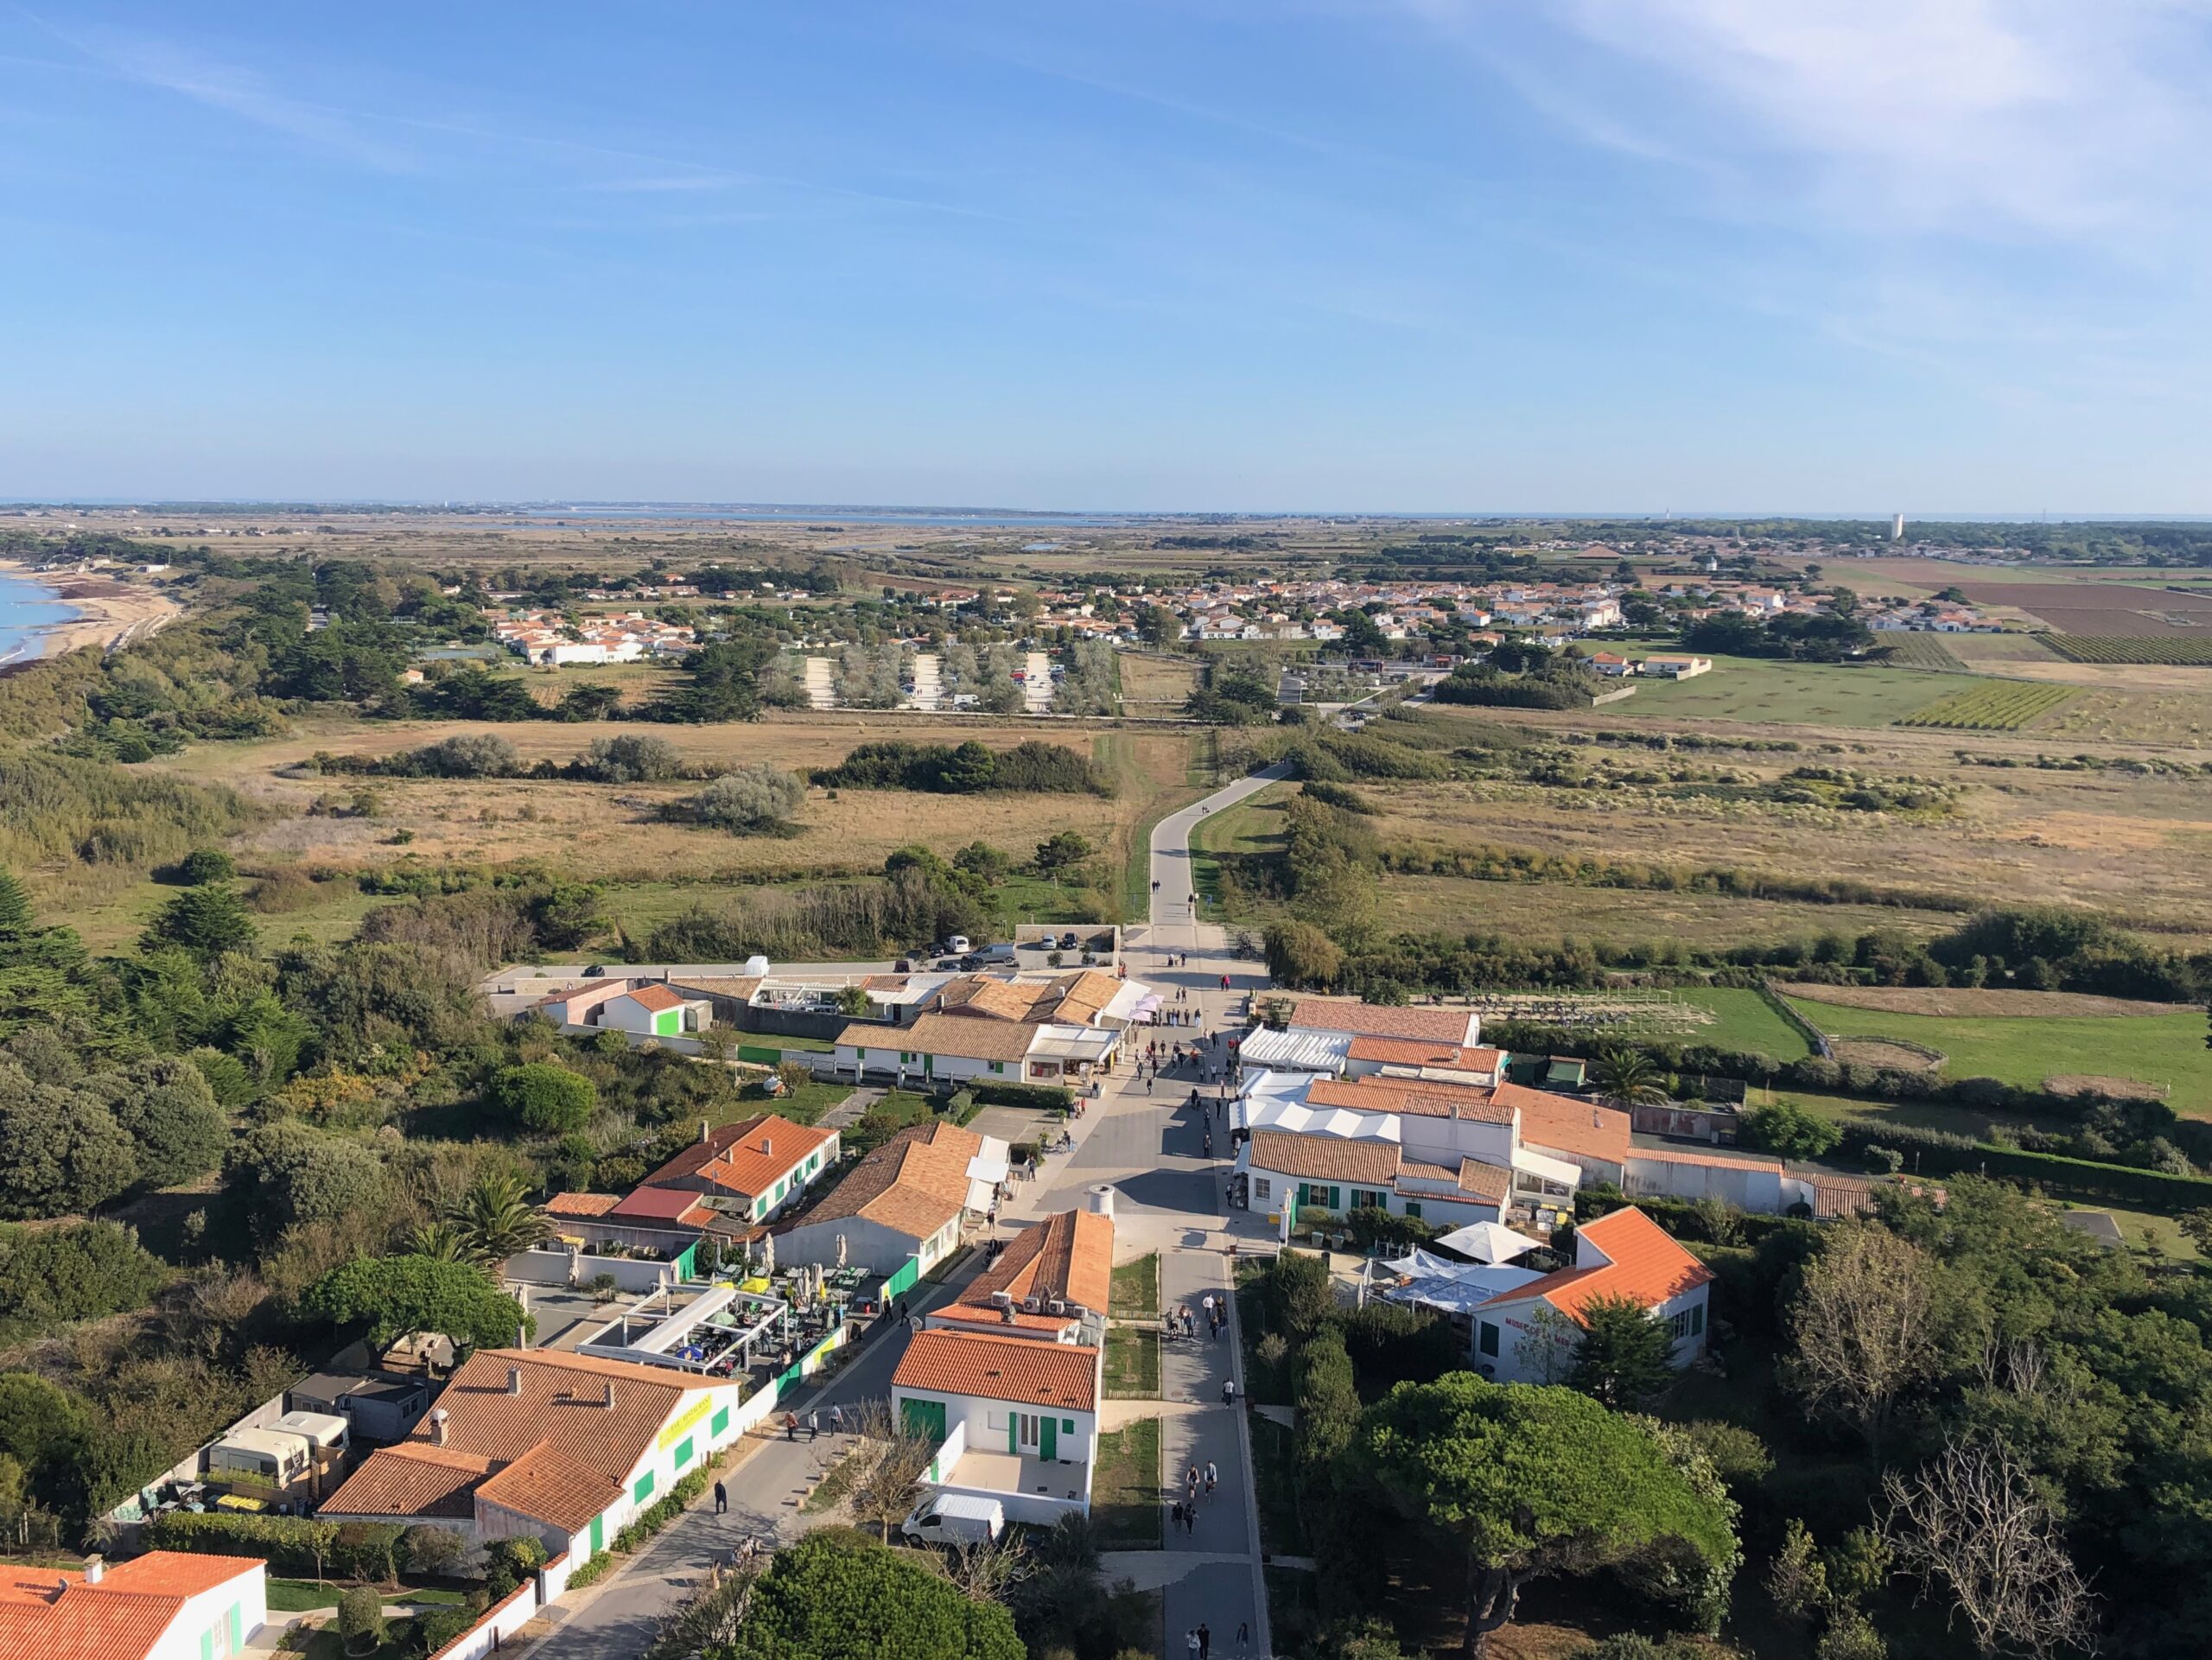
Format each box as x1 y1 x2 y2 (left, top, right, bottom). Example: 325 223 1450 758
3 2 2209 512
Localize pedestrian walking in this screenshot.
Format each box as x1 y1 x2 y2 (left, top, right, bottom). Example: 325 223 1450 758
1236 1619 1251 1658
1172 1498 1186 1532
714 1479 728 1515
1222 1377 1237 1406
783 1412 798 1442
1186 1629 1200 1659
808 1409 819 1441
1185 1504 1198 1535
1205 1459 1217 1497
830 1404 843 1434
1198 1622 1211 1660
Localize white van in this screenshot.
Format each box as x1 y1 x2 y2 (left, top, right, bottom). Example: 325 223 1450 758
901 1494 1005 1548
945 935 972 956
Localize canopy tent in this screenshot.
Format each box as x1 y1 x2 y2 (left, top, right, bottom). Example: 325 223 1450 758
1375 1259 1548 1316
1432 1221 1544 1264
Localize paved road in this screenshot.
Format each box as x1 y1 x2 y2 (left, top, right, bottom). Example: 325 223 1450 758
528 761 1287 1659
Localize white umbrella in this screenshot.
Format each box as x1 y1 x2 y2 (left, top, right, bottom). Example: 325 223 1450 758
1433 1221 1542 1264
836 1234 848 1269
759 1231 776 1275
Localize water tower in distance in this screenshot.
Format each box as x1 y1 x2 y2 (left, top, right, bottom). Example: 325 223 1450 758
1890 512 1906 542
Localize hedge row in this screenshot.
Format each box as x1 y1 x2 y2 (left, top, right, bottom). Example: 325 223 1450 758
963 1080 1074 1110
1834 1123 2212 1212
142 1512 404 1580
612 1457 721 1553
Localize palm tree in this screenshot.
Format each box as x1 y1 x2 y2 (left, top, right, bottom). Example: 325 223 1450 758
446 1173 549 1266
1591 1046 1669 1106
406 1219 471 1262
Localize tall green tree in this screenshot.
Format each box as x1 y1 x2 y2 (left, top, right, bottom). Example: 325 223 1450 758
1591 1046 1668 1105
1357 1374 1737 1658
717 1529 1024 1660
302 1255 532 1353
0 1062 138 1218
445 1173 548 1264
1568 1294 1681 1409
141 884 257 961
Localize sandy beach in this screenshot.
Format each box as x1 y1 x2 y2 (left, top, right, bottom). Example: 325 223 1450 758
0 557 182 663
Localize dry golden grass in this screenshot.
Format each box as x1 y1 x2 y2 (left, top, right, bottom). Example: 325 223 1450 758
1368 874 1955 948
2036 684 2212 745
1116 652 1198 711
143 715 1195 890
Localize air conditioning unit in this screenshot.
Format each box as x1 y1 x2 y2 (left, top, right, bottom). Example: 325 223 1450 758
1022 1296 1042 1313
1047 1300 1066 1316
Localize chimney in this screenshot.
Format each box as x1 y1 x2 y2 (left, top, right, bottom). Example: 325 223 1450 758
699 1118 710 1145
1000 1302 1014 1324
83 1557 104 1585
601 1381 615 1410
507 1367 523 1396
429 1409 449 1446
760 1135 772 1157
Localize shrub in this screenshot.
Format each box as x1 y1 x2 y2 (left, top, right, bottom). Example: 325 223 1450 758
574 734 683 783
175 847 238 884
399 1523 467 1580
494 1062 597 1134
677 765 804 834
143 1511 341 1576
410 1604 481 1653
1738 1101 1842 1160
338 1586 385 1653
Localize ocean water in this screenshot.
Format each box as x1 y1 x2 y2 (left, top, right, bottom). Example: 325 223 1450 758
0 567 77 665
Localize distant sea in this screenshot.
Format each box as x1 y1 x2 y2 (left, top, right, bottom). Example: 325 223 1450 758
0 567 77 665
515 505 1132 527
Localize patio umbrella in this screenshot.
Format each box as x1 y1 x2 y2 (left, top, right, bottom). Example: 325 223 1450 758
759 1231 776 1275
1433 1221 1542 1264
836 1233 848 1268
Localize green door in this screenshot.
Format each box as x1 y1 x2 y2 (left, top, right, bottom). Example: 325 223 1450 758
901 1396 947 1442
589 1515 604 1556
1040 1416 1057 1461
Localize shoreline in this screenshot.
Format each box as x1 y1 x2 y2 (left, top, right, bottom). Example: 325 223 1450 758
0 557 182 665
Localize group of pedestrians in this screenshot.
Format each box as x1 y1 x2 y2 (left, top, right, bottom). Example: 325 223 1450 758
1182 1620 1253 1660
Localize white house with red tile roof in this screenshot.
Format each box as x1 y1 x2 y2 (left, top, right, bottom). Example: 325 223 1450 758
1464 1206 1713 1384
930 1209 1113 1343
319 1348 764 1571
892 1327 1102 1527
0 1552 266 1660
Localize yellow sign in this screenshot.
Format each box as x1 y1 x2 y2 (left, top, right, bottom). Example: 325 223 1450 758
658 1396 714 1451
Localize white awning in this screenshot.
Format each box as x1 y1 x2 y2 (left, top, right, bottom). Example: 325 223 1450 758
1237 1028 1351 1072
1431 1222 1544 1264
1510 1145 1581 1186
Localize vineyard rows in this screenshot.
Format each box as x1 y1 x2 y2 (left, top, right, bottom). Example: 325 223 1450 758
1895 680 2077 731
2046 634 2212 665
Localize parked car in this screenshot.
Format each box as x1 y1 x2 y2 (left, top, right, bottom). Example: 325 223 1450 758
1058 932 1079 951
945 935 972 955
901 1494 1005 1548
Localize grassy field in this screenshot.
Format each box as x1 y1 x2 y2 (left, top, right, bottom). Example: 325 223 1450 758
1783 998 2212 1114
1092 1417 1163 1549
1606 654 1958 727
1116 651 1199 714
1105 1326 1160 1397
1669 988 1817 1059
1110 1252 1159 1319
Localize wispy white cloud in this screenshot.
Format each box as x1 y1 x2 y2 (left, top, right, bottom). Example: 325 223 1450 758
36 20 418 170
1399 0 2212 245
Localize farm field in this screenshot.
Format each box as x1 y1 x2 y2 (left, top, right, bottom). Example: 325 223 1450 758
1938 633 2068 665
1961 582 2212 636
1876 633 1967 671
2047 635 2212 665
1114 651 1199 714
1894 679 2076 730
1461 985 1810 1059
1782 997 2212 1115
1580 653 1964 728
2034 685 2212 746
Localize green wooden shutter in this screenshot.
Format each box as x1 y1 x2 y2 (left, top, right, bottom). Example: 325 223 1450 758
634 1471 655 1504
711 1406 730 1437
674 1436 693 1471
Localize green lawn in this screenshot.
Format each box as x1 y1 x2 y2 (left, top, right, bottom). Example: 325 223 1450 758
267 1580 340 1613
842 1090 937 1154
739 1081 852 1127
1091 1417 1164 1549
1608 653 1960 728
1105 1326 1160 1398
1110 1253 1159 1320
1671 987 1815 1060
1784 1000 2212 1114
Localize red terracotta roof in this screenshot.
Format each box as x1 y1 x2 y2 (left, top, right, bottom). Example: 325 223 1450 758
474 1441 625 1534
943 1210 1113 1326
1483 1206 1713 1323
1506 1084 1630 1167
620 983 685 1013
1243 1130 1401 1185
1307 1075 1514 1124
545 1192 623 1218
893 1329 1098 1411
320 1442 493 1520
791 1121 981 1239
663 1115 837 1202
1345 1036 1504 1072
0 1552 262 1660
